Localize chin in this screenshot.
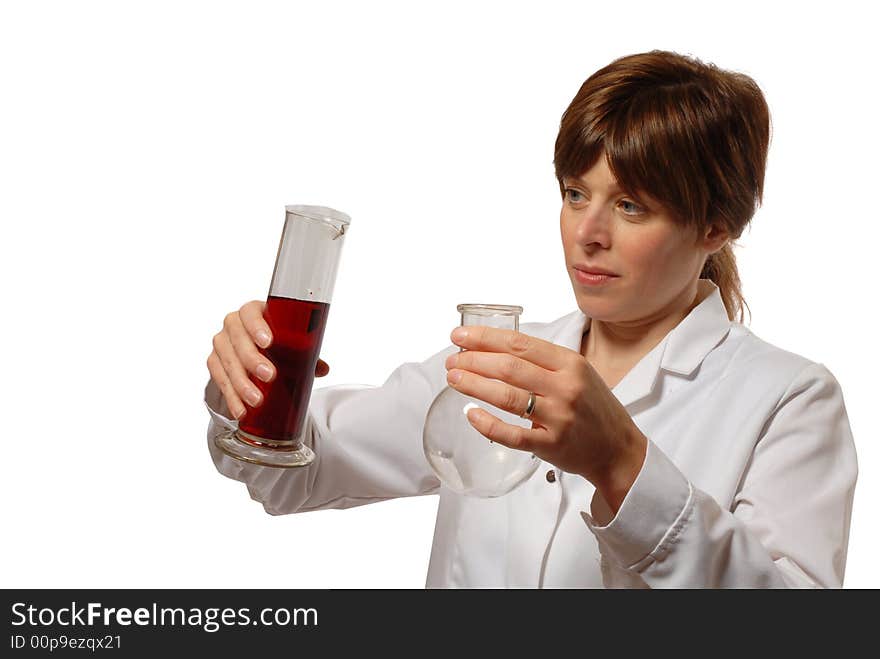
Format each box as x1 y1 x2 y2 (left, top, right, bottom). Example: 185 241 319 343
572 290 621 322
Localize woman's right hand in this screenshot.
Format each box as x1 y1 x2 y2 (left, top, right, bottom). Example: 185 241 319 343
207 300 331 420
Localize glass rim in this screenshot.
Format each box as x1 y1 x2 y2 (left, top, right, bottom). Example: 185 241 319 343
285 204 351 228
457 303 523 316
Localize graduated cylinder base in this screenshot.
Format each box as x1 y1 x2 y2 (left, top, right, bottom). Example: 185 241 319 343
214 428 315 468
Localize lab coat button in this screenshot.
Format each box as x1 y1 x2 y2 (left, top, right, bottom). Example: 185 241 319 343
545 469 556 483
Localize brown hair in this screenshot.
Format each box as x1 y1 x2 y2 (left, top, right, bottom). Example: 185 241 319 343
554 50 771 323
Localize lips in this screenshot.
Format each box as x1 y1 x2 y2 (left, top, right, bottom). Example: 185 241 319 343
573 264 619 286
573 265 619 276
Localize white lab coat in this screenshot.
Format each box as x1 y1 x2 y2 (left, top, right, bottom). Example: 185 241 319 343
204 281 858 588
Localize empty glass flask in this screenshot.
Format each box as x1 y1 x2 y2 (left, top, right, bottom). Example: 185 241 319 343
422 304 540 497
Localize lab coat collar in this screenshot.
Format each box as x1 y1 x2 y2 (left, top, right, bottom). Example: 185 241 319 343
659 280 732 376
550 280 732 408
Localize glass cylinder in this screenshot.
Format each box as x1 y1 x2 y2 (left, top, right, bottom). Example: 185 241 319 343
422 304 540 497
214 204 351 468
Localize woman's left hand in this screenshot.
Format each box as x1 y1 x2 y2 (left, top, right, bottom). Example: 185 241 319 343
445 326 647 509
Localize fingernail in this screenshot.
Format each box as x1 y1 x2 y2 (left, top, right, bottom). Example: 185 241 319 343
451 328 468 343
256 363 273 382
234 406 247 420
256 330 271 348
245 388 262 406
447 370 462 385
446 353 459 368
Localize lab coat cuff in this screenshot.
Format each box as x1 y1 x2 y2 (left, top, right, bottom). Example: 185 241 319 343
580 438 695 571
204 377 238 430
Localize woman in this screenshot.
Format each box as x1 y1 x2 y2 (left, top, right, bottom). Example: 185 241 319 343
204 50 857 588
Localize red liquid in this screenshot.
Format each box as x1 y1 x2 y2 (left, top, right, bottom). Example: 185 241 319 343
238 296 331 444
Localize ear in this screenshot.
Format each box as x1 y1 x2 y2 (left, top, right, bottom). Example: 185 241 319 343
701 224 730 255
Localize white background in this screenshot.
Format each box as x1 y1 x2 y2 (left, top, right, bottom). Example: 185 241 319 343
2 1 877 588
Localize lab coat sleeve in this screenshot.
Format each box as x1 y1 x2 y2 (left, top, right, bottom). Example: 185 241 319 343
204 342 457 515
580 362 858 588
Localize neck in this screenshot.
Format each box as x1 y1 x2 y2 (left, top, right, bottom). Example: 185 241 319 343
582 280 709 369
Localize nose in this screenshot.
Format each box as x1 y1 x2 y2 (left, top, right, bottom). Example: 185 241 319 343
572 201 612 249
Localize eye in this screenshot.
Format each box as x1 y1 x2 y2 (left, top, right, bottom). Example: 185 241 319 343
564 188 585 204
620 199 644 216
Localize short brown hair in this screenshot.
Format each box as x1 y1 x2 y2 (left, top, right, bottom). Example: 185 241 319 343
554 50 771 323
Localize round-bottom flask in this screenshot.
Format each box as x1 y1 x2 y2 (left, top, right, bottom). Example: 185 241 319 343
423 304 540 498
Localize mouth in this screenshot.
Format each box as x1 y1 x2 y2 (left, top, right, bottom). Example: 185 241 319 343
573 266 619 286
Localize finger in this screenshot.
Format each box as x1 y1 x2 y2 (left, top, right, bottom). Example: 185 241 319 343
447 367 547 426
213 328 265 411
450 326 569 371
446 350 554 397
464 406 548 452
239 299 273 349
225 308 276 384
207 350 247 420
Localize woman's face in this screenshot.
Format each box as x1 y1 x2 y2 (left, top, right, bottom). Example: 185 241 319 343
560 155 722 324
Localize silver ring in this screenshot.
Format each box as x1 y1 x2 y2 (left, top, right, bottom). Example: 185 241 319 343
521 391 536 419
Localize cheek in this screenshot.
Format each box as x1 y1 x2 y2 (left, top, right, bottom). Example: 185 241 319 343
560 208 588 248
559 209 570 239
560 213 575 254
622 229 693 280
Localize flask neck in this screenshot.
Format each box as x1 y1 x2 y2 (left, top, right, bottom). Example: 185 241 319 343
460 312 519 331
457 304 522 332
